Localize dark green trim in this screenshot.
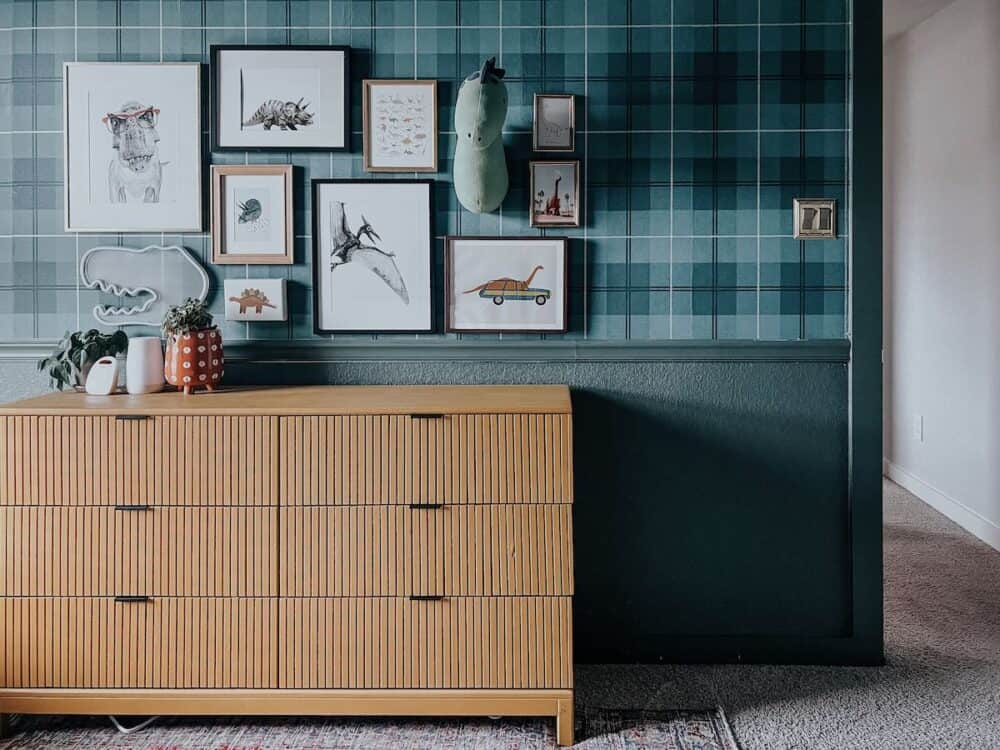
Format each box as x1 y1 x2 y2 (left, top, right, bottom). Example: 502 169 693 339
848 1 885 665
0 340 851 364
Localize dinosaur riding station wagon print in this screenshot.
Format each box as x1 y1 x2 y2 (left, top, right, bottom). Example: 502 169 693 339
446 237 568 333
212 45 349 151
312 180 433 333
63 63 202 232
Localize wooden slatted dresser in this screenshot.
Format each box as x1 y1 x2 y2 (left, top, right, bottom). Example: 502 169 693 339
0 385 575 745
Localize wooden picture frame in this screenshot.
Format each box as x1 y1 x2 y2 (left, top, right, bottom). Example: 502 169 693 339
445 236 569 334
363 79 438 172
211 45 350 152
533 94 576 152
63 62 202 233
530 161 581 228
312 179 434 334
211 165 294 264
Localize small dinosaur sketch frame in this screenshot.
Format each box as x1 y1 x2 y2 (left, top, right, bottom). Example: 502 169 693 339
211 165 294 264
533 94 576 152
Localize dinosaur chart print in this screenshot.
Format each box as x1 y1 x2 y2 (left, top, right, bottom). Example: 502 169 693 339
446 238 568 333
224 279 287 322
530 161 581 228
65 63 202 231
364 81 437 171
313 180 432 333
214 46 348 150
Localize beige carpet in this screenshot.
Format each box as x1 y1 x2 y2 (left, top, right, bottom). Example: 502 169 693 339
577 479 1000 749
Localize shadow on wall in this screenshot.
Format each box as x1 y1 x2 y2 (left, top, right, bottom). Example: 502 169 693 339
572 381 851 661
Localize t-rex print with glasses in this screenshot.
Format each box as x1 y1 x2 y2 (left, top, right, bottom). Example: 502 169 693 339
102 101 164 204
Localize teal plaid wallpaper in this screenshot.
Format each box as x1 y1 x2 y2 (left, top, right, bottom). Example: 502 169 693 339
0 0 850 343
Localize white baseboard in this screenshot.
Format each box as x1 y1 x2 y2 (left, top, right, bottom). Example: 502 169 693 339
884 460 1000 553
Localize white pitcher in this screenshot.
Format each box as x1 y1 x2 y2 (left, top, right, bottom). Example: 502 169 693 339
125 337 164 395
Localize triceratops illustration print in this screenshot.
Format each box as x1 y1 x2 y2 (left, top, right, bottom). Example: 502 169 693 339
242 99 314 131
102 101 164 204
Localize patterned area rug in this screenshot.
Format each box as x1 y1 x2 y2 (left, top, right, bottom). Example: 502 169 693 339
0 707 739 749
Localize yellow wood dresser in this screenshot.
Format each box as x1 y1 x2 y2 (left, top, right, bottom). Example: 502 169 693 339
0 385 575 745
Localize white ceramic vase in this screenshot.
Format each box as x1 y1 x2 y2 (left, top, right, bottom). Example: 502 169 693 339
125 337 165 395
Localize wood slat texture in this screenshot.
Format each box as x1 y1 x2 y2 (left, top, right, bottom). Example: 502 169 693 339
278 597 573 690
0 416 159 506
281 505 573 597
0 416 278 506
0 598 276 688
0 507 276 597
282 414 574 505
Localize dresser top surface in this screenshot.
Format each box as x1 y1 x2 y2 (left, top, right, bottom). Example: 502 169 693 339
0 384 572 416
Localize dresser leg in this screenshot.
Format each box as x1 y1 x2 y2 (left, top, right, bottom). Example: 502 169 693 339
556 698 574 746
0 713 11 738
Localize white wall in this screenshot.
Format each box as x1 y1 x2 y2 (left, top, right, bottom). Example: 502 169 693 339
884 0 1000 551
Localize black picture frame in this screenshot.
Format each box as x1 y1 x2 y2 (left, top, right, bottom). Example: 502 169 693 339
211 44 351 153
444 236 569 334
311 179 435 334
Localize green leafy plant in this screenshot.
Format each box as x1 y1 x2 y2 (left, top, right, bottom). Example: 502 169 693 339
37 329 129 391
162 297 214 338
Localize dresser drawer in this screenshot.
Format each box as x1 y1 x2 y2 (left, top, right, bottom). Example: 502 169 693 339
0 415 278 506
281 505 572 597
279 597 572 689
282 413 573 505
0 597 277 688
0 507 277 596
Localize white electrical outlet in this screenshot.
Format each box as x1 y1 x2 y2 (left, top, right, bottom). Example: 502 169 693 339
913 414 924 442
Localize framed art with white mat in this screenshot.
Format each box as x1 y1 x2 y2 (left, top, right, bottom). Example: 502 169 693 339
445 236 568 333
63 62 202 232
211 165 293 264
363 79 438 172
312 180 433 333
212 45 349 152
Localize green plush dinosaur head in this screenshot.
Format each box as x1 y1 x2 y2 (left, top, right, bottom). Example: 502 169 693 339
454 57 508 151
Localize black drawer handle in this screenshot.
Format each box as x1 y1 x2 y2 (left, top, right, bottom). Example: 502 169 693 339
408 503 444 510
410 595 444 602
410 413 444 419
115 415 151 421
114 595 151 603
114 504 152 511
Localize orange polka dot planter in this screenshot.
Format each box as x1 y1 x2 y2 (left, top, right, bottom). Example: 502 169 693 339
164 328 224 394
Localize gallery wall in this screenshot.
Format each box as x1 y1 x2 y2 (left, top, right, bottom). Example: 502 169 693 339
0 1 878 665
0 0 850 344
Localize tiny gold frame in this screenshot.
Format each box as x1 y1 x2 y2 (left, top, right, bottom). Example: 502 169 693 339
211 165 294 265
530 160 581 228
793 198 838 240
533 94 576 152
363 79 438 173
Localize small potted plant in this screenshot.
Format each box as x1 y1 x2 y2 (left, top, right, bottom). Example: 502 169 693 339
37 329 129 391
162 298 224 394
